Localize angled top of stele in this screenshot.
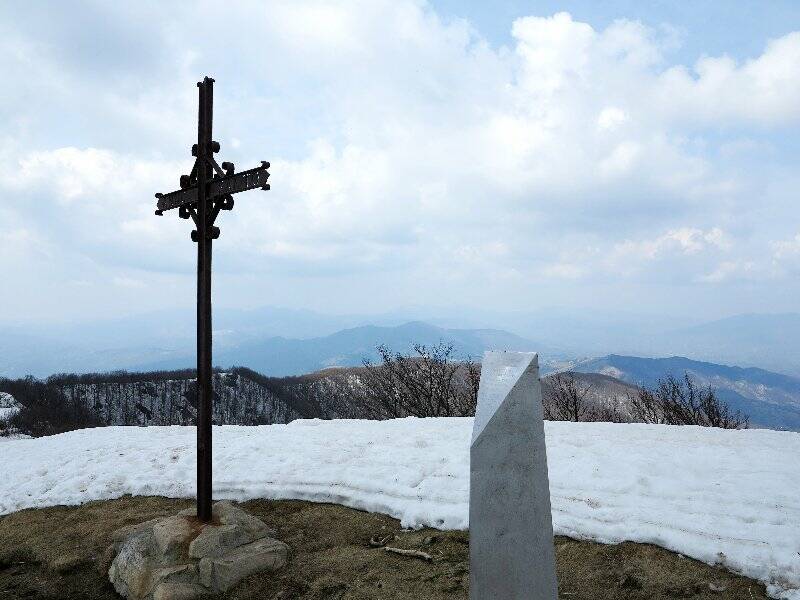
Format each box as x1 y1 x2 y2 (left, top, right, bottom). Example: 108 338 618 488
471 351 538 444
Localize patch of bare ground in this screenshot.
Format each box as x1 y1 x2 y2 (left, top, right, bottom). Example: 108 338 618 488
0 496 770 599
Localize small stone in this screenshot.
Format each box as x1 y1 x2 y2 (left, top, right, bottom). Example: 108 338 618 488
51 555 83 573
109 528 157 600
198 558 213 589
153 516 195 561
215 501 276 537
422 536 437 546
188 503 273 559
151 564 198 588
189 524 250 559
709 582 728 593
198 536 289 592
110 519 161 548
152 582 209 600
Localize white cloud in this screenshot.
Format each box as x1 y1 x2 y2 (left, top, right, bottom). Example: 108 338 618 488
773 232 800 260
699 261 757 283
0 3 798 318
771 232 800 277
616 227 729 260
604 227 731 277
597 107 628 131
657 32 800 124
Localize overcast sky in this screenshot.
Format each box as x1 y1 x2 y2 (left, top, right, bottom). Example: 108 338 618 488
1 1 799 324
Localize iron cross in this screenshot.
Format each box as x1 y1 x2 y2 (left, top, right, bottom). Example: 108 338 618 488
154 76 270 522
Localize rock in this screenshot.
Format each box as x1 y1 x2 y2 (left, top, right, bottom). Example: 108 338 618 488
111 518 162 546
151 564 198 588
153 516 196 561
188 502 274 560
109 528 157 599
198 537 288 592
214 501 276 538
107 501 288 599
153 583 209 600
51 555 84 574
189 525 248 560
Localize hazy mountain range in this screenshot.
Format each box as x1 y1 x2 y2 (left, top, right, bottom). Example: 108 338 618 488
2 307 800 431
2 307 799 378
3 307 800 429
0 318 562 378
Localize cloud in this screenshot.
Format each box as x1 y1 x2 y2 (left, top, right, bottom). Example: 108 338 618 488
771 232 800 277
612 227 730 261
773 232 800 260
698 261 757 283
0 2 798 319
657 32 800 125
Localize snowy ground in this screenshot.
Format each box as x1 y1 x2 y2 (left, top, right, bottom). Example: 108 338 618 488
1 419 798 598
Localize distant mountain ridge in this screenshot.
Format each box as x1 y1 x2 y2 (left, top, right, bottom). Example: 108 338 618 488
143 321 554 376
3 308 800 378
572 354 800 431
0 320 557 378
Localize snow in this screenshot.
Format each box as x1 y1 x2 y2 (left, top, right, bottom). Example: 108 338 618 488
0 407 18 420
1 419 798 598
0 392 19 420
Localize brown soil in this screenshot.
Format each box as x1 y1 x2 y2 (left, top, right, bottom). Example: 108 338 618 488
0 496 770 599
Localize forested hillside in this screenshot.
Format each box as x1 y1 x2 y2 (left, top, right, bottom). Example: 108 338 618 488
0 366 380 436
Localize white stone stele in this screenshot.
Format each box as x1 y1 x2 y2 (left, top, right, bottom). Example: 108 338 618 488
470 351 559 600
107 501 288 600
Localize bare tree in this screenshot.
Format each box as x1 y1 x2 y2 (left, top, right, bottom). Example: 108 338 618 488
358 342 480 419
629 373 748 429
544 371 609 422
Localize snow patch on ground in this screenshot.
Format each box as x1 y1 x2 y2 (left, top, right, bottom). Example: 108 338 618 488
1 419 798 598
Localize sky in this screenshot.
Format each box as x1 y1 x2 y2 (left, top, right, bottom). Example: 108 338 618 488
1 0 799 325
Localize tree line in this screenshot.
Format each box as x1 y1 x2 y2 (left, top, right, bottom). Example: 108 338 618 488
353 343 747 428
0 343 748 437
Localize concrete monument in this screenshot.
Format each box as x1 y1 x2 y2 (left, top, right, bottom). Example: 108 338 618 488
470 351 558 599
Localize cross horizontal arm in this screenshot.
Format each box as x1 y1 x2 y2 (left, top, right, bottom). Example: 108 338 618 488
156 162 270 213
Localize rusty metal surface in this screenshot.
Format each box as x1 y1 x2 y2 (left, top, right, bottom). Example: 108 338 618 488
152 76 271 522
156 162 270 212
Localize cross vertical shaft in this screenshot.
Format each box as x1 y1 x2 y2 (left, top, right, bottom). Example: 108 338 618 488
153 76 270 524
196 77 214 522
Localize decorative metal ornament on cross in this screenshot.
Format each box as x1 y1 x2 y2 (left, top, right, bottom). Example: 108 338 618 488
153 76 270 522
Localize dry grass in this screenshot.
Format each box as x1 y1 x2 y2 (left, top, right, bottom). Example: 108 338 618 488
0 496 770 599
